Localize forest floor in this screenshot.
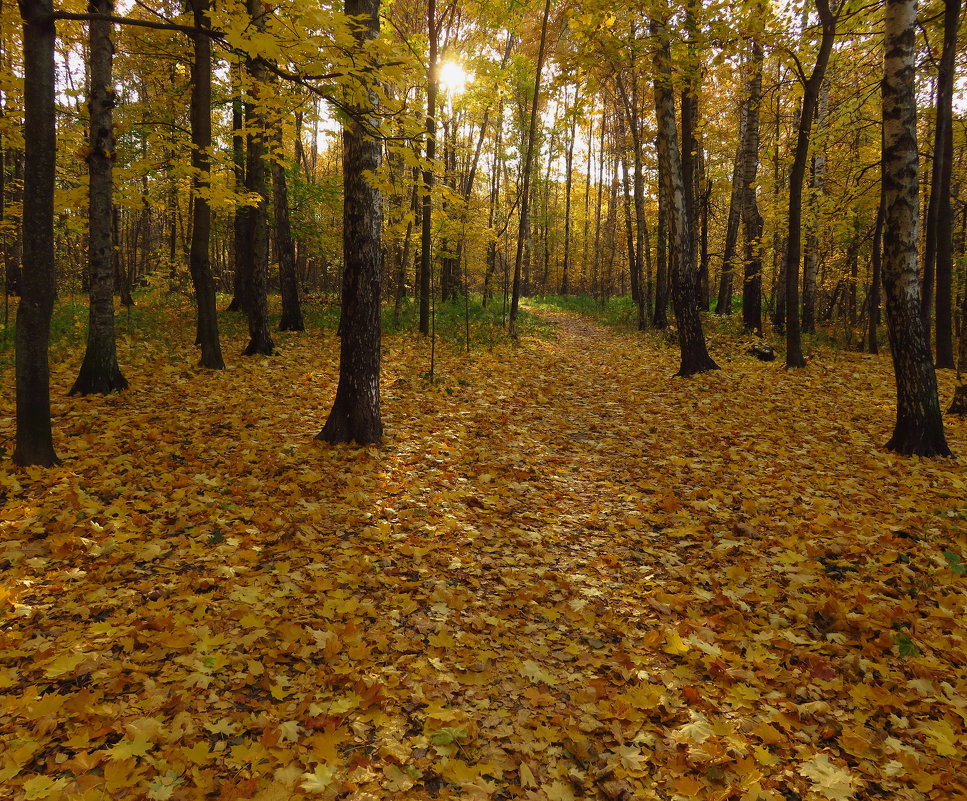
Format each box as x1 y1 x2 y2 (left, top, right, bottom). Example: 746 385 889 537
1 305 966 801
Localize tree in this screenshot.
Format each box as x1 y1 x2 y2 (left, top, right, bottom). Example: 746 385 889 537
273 123 305 332
317 0 383 445
70 0 129 395
508 0 552 337
922 0 961 368
418 0 438 336
185 0 224 370
14 0 58 466
651 18 717 377
740 40 764 335
783 0 836 369
879 0 950 456
239 0 274 356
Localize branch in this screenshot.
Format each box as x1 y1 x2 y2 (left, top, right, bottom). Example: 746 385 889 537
49 11 221 38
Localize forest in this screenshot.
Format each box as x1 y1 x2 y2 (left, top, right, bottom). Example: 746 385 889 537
0 0 966 798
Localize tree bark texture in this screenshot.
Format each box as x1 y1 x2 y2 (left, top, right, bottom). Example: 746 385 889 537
867 195 884 354
784 0 835 368
508 0 551 336
741 41 764 334
184 0 224 369
227 90 247 312
14 0 59 465
716 98 746 316
273 126 304 331
240 0 274 356
651 20 717 376
925 0 961 368
653 152 669 329
418 0 436 336
71 0 129 394
317 0 383 445
880 0 950 456
801 78 829 334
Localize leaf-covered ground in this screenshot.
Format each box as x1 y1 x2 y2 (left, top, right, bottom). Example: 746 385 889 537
1 309 965 801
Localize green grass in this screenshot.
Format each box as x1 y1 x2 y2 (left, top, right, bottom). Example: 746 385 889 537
0 290 535 370
529 294 647 331
384 294 545 347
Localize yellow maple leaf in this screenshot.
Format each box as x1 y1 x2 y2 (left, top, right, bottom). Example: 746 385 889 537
300 764 336 794
918 719 959 757
799 754 857 801
663 630 690 655
181 741 212 765
42 652 87 678
106 737 153 761
22 775 69 800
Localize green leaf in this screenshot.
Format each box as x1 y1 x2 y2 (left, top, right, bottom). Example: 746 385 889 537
429 727 468 746
895 633 920 658
942 550 965 575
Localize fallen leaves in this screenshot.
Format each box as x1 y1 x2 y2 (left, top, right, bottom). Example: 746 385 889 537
0 307 964 800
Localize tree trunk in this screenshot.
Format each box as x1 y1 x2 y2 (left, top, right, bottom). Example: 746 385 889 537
784 0 835 368
71 0 129 394
240 0 274 356
741 40 764 334
651 19 717 376
418 0 436 335
273 125 304 331
880 0 950 456
508 0 551 336
801 78 829 334
227 85 247 312
949 269 967 414
926 0 961 368
184 0 224 370
867 195 884 354
592 113 605 301
716 98 746 316
561 90 577 296
653 150 669 329
14 0 59 466
317 0 383 445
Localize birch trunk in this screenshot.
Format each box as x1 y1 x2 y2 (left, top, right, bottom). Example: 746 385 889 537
651 20 717 376
880 0 950 455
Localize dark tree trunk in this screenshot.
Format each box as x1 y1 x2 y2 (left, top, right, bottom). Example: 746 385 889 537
716 100 746 316
880 0 950 456
926 0 961 368
14 0 59 466
949 272 967 414
784 0 835 368
418 0 436 336
273 127 304 331
652 20 717 376
801 78 829 335
509 0 551 335
653 151 669 329
317 0 383 445
71 0 128 394
741 41 764 334
240 0 274 356
184 0 224 369
561 91 577 296
483 110 502 308
867 195 884 354
227 88 247 312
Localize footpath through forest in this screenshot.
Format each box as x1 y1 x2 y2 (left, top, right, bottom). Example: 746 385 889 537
1 309 965 801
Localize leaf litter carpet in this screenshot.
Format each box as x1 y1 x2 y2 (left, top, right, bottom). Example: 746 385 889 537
1 311 965 801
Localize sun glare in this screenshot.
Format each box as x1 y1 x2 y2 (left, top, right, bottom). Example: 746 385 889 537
438 60 470 96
